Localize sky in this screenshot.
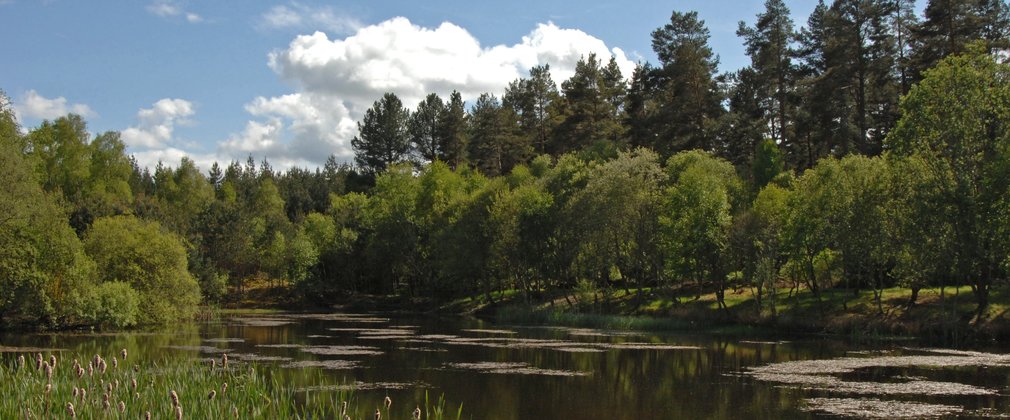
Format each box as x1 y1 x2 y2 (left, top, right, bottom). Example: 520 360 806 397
1 0 880 172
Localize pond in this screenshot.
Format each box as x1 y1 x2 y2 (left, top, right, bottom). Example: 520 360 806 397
4 312 1010 419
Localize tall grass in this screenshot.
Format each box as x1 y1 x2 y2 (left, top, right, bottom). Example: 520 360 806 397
0 351 463 419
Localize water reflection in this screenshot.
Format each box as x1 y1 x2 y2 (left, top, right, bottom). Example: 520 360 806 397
2 315 1009 419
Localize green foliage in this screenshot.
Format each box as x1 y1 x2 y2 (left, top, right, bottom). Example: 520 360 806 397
752 138 784 189
0 133 97 328
661 151 742 308
84 216 200 324
82 281 140 329
887 43 1010 313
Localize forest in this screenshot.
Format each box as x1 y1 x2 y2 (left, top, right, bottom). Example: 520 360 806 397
2 0 1009 330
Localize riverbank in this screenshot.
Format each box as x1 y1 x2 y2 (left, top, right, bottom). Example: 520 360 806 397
222 276 1010 344
439 286 1010 344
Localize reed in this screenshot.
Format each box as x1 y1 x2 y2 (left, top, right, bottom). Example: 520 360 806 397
0 352 465 419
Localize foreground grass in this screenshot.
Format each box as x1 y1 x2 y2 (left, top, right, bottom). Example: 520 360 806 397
1 350 461 419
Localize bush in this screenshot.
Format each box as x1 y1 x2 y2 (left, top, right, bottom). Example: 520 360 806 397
84 216 200 324
83 281 140 328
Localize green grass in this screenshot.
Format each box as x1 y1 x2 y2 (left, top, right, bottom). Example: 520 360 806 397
479 282 1010 342
0 350 462 419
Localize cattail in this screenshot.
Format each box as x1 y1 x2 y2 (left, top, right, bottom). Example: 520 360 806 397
112 356 118 369
99 359 107 375
170 390 179 407
72 387 79 398
413 406 422 420
222 354 228 368
375 408 382 420
76 366 84 378
135 392 140 400
211 359 217 369
114 379 120 390
102 399 110 411
80 388 86 402
44 383 51 394
87 362 94 377
17 355 25 370
175 405 183 420
221 382 228 394
107 382 113 393
232 406 239 418
131 378 138 390
145 411 151 420
72 358 79 371
66 402 76 418
134 364 140 373
121 348 128 360
119 400 126 413
44 361 52 381
35 353 42 371
209 390 217 400
49 354 56 368
344 415 352 420
384 395 392 410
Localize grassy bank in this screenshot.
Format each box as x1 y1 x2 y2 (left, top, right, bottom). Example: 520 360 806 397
1 349 461 419
449 285 1010 343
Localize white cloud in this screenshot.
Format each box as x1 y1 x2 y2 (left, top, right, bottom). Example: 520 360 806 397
229 17 634 169
147 1 202 23
15 89 96 120
259 2 361 35
121 98 194 149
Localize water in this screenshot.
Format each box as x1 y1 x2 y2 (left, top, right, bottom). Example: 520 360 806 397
4 312 1010 419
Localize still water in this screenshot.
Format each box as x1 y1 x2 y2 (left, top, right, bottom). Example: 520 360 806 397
5 313 1010 419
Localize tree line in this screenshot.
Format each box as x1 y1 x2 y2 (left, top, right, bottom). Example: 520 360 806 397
0 0 1008 329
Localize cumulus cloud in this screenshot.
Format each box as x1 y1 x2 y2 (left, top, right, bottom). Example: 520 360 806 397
15 89 96 120
123 99 223 170
121 98 194 149
147 1 202 23
259 2 361 35
229 17 633 169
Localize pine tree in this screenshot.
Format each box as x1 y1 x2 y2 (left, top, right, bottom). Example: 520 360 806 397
468 93 525 176
911 0 1010 79
436 91 468 169
737 0 798 145
552 53 625 154
409 93 446 164
649 11 725 157
351 92 411 175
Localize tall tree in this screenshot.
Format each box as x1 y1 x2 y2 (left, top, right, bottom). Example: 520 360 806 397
552 53 626 154
886 43 1010 316
409 93 446 164
351 92 411 175
436 90 468 169
910 0 1010 79
468 93 526 177
737 0 798 145
649 11 725 157
503 65 561 155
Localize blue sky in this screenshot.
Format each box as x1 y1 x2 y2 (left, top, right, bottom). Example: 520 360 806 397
0 0 901 171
